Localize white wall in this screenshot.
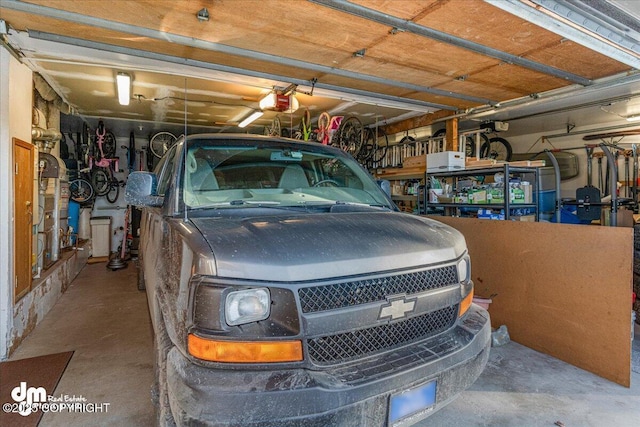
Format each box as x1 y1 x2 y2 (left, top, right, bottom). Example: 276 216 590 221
0 47 33 359
504 115 640 199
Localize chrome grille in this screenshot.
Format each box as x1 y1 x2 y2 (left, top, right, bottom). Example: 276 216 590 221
307 305 458 365
298 266 458 313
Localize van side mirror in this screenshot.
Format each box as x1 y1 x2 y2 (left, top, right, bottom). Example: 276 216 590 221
125 171 163 207
377 179 391 197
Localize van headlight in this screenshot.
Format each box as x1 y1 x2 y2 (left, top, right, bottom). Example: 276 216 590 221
457 255 470 283
225 288 271 326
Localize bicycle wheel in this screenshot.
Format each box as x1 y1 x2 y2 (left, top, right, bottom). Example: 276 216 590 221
82 121 91 165
106 181 120 204
150 132 177 158
336 116 364 157
128 131 136 171
358 127 377 164
369 128 389 165
92 168 111 196
480 137 513 161
102 131 117 158
69 178 95 204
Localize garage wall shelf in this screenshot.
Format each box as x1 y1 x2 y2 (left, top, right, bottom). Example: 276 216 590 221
425 165 540 221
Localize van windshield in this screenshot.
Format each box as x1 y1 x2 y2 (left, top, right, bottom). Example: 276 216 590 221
182 138 392 210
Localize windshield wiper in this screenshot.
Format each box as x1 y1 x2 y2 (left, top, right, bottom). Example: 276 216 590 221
334 201 391 209
190 200 282 209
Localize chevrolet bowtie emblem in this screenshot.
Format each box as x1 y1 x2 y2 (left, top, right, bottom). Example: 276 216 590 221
379 296 416 320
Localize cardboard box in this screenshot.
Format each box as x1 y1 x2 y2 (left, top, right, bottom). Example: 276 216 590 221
509 183 525 204
469 188 487 204
477 208 505 220
511 214 536 222
403 155 426 168
426 151 465 173
487 186 505 204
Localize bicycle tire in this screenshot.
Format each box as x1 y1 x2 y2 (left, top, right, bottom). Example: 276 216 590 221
481 137 513 161
336 116 364 157
101 131 117 158
358 127 377 164
82 121 91 166
69 178 95 204
370 128 389 165
129 131 136 171
106 181 120 204
92 168 110 196
150 132 177 159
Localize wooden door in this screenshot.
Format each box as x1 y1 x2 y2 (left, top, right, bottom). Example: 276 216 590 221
13 138 34 302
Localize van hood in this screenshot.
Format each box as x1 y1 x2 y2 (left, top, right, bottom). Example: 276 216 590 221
191 211 467 281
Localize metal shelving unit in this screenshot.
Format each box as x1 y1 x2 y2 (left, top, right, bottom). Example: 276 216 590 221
425 164 540 220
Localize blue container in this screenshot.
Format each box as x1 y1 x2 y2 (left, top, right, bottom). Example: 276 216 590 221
539 190 556 213
550 206 591 224
68 200 80 244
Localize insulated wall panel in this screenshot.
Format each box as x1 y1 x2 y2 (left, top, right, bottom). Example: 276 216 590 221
430 216 633 387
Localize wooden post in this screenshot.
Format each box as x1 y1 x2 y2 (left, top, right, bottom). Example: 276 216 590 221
445 118 458 152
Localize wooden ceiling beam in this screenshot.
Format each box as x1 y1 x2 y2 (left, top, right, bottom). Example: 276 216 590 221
381 110 454 136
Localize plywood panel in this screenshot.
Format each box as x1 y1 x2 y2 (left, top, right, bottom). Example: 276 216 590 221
419 0 562 56
430 217 633 387
463 64 570 95
526 41 632 79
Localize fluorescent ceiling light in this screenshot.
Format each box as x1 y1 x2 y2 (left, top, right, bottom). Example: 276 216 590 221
238 111 264 128
116 72 131 106
626 114 640 122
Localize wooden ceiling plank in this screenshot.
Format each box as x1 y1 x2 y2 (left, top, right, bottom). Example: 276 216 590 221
309 0 592 86
381 109 454 136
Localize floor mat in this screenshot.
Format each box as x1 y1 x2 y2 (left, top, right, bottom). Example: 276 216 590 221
0 351 74 427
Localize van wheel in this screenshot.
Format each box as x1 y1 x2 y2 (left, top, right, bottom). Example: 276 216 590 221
154 304 176 427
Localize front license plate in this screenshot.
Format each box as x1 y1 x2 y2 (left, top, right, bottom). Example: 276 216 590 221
388 380 437 427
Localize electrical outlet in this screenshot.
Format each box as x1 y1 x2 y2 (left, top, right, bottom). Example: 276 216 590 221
39 160 46 169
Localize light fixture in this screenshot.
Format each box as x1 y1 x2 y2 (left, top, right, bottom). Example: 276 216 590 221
238 110 264 128
116 72 131 106
626 114 640 122
259 93 299 113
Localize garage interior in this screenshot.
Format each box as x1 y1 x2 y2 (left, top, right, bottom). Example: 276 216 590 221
1 0 640 425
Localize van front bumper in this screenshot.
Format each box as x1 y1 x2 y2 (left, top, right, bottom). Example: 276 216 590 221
167 304 491 427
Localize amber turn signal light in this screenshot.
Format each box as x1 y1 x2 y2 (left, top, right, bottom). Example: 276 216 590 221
459 288 474 317
188 334 303 363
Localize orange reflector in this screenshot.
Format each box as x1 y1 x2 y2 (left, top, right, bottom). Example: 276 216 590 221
459 288 474 317
188 334 303 363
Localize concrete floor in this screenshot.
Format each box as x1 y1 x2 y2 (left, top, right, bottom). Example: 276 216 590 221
9 262 640 426
9 262 154 427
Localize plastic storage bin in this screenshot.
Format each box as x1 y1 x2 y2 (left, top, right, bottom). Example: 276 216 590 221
90 216 112 257
549 207 591 224
539 190 556 212
68 201 80 245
